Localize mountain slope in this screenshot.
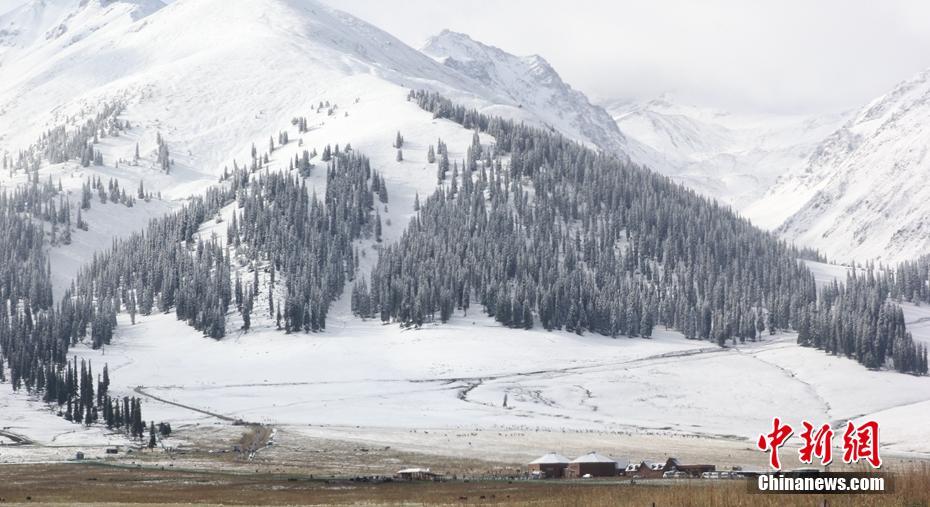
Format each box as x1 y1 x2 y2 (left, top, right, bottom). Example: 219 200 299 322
0 0 474 177
421 29 628 154
746 68 930 262
0 0 166 65
605 96 848 210
0 0 626 183
1 0 639 294
0 0 130 56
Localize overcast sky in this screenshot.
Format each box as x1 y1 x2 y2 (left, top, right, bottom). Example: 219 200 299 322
324 0 930 115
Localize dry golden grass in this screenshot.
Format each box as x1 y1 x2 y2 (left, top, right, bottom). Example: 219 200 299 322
0 463 927 506
236 425 273 455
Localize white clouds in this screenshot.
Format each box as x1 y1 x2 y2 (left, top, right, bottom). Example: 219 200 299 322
325 0 930 114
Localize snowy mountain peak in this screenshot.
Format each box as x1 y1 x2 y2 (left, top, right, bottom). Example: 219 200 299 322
423 29 565 94
854 67 930 125
422 29 627 153
0 0 637 187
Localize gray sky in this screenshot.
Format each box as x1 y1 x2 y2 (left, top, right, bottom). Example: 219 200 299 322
324 0 930 115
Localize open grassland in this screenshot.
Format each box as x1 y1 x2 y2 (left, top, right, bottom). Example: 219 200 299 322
0 463 927 506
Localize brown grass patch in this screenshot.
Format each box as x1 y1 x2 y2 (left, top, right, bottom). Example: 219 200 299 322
0 463 927 506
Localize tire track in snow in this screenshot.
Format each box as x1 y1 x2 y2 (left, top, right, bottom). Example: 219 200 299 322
131 345 725 433
442 345 724 387
452 345 729 427
733 344 834 422
133 386 252 424
734 338 930 440
0 429 34 446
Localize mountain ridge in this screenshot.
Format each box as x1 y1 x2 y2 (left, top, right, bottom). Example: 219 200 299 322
748 66 930 262
1 0 628 170
421 29 629 155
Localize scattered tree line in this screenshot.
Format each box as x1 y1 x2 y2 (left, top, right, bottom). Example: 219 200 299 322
155 132 172 173
62 146 378 342
0 180 156 435
796 267 928 374
3 101 127 177
383 89 927 374
80 175 152 210
888 254 930 306
40 358 149 438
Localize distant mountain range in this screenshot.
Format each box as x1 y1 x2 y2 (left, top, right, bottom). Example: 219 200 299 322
748 68 930 263
3 0 930 264
604 95 848 212
607 66 930 264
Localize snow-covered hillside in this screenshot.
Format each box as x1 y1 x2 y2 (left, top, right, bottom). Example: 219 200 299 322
747 68 930 262
49 295 930 461
0 0 624 177
0 0 463 173
605 95 847 210
0 0 634 289
609 76 930 264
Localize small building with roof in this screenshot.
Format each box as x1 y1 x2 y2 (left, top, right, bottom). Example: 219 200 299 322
395 467 442 481
663 457 715 477
566 452 623 478
528 452 570 478
625 459 665 478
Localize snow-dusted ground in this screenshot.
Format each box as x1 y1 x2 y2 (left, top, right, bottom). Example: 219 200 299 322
37 295 927 463
0 385 133 463
801 259 853 289
900 302 930 348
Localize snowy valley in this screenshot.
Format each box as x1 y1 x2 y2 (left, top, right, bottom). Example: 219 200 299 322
1 0 930 485
605 95 849 214
607 71 930 265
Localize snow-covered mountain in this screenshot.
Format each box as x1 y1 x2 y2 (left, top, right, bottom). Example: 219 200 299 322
5 0 927 267
421 30 627 154
0 0 637 291
0 0 627 179
605 95 848 210
0 0 164 62
608 82 930 264
0 0 462 175
746 68 930 263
